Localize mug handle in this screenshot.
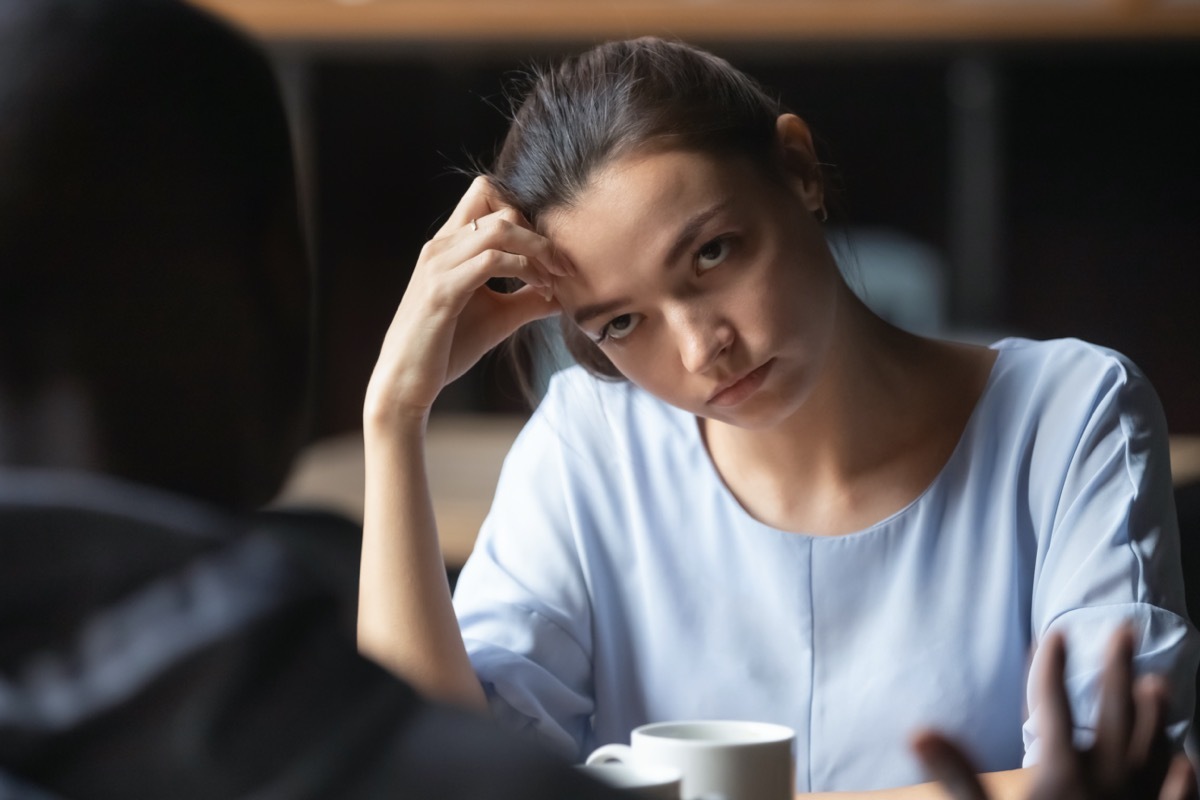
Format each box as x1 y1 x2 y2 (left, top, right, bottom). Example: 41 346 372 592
585 743 634 766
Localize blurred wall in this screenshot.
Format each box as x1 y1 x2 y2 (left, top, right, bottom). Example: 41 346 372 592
303 43 1199 434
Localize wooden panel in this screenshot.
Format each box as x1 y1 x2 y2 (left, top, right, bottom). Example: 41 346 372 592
191 0 1200 43
274 415 524 567
275 421 1200 567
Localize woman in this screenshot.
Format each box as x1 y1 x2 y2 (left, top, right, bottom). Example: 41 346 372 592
359 37 1197 796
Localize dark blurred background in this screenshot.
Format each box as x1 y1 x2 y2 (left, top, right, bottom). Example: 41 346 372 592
194 3 1200 438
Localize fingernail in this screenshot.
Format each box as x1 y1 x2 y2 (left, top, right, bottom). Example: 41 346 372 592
541 285 554 302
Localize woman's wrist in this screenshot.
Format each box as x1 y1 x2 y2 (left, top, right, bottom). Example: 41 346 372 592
362 370 436 433
363 393 430 444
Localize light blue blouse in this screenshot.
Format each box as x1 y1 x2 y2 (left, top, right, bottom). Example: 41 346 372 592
452 338 1199 793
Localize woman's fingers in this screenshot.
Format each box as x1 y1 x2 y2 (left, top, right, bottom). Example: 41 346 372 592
1127 674 1176 799
906 627 1191 800
1094 625 1137 783
367 175 574 418
434 175 503 239
421 213 570 309
1036 632 1077 762
420 215 573 320
440 249 555 311
1160 753 1199 800
476 209 572 277
1080 625 1178 800
452 209 568 278
433 177 572 276
1129 675 1168 761
910 730 990 800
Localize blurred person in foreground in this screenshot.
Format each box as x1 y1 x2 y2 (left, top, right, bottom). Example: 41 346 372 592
0 0 620 797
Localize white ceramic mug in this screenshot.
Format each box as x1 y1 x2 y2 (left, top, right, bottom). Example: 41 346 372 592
576 762 683 799
586 720 795 800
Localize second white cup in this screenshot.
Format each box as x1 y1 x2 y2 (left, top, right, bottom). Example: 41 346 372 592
586 720 795 800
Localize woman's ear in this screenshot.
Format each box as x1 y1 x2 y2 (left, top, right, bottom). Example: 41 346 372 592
775 113 825 216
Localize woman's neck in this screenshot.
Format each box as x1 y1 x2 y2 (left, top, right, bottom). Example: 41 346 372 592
700 299 996 535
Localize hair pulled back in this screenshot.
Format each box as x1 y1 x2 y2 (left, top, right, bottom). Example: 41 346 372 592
487 37 788 389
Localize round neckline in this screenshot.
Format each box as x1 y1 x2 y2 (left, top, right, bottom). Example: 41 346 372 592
673 342 1009 540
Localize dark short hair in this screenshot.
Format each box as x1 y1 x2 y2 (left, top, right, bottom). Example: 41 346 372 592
485 38 795 393
0 0 308 507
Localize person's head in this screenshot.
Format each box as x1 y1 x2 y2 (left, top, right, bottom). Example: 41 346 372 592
0 0 309 508
488 38 846 427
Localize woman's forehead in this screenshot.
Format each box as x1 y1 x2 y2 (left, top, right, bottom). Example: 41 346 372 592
544 150 745 253
544 150 757 315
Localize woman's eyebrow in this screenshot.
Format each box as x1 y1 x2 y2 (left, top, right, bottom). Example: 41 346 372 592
662 200 730 267
573 199 731 327
574 297 631 327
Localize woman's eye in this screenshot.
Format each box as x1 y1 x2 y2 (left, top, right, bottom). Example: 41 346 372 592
598 313 642 343
696 238 731 272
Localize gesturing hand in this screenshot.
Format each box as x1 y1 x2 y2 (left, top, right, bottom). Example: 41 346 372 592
912 627 1197 800
364 176 570 426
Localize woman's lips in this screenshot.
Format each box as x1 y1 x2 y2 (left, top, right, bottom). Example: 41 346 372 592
708 359 774 407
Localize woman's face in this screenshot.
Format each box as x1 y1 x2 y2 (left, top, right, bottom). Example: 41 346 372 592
544 141 844 430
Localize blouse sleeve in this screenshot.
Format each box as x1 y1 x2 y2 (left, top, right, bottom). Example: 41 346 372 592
451 383 596 761
1023 349 1200 765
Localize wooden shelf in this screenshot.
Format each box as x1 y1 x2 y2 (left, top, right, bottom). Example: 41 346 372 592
191 0 1200 45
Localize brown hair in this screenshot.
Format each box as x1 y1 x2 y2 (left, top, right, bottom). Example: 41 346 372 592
485 37 799 398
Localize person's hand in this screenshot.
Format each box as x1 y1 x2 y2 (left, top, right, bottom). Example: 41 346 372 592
911 627 1198 800
364 176 569 427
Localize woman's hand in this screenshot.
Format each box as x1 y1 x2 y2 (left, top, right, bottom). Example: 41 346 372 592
911 627 1197 800
357 181 565 707
364 176 569 427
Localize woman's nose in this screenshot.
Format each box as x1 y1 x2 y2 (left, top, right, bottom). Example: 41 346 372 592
671 306 733 374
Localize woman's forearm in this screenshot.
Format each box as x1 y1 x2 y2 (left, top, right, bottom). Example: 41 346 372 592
357 416 487 712
354 176 562 714
799 767 1035 800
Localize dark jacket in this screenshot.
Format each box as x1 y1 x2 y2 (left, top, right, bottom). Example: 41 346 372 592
0 470 615 799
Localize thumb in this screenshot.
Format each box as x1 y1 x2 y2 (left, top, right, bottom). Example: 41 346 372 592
911 730 991 800
1160 753 1199 800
